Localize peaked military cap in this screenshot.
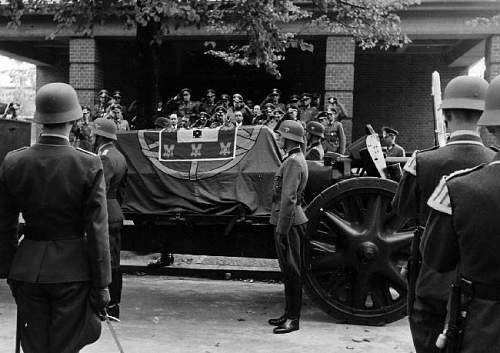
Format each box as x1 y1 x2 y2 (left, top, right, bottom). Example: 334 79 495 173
382 126 399 136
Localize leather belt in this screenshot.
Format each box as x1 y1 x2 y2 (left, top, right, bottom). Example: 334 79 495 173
461 277 500 301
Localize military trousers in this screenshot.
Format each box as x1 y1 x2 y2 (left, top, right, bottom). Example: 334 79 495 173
109 225 122 306
11 280 101 353
274 223 307 320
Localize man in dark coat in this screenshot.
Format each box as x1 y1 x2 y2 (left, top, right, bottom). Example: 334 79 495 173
93 118 128 319
0 82 111 353
268 120 308 334
392 75 494 353
382 126 406 157
423 76 500 353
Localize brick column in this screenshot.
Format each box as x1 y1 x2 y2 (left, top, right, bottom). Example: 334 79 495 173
69 38 103 108
36 66 68 91
481 35 500 146
324 36 355 143
485 35 500 82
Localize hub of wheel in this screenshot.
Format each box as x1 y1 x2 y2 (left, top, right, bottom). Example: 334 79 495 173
357 241 379 264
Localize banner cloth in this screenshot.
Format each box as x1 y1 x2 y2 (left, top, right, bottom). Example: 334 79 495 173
116 125 282 216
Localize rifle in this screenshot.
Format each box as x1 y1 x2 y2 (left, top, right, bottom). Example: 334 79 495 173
406 226 424 315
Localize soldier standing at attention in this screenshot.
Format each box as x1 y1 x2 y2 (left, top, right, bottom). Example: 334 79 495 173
382 126 405 157
0 83 111 353
423 75 500 353
392 75 493 353
93 118 128 319
269 120 308 334
305 121 325 160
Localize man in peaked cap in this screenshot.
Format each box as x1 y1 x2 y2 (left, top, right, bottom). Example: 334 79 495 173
0 83 111 352
423 74 500 353
299 92 318 124
268 120 308 334
92 118 128 319
382 126 405 157
305 121 325 160
392 75 494 353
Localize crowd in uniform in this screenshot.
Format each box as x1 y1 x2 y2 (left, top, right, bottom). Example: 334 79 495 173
3 73 500 351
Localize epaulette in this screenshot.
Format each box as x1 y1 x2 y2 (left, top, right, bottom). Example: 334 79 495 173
76 147 97 156
9 146 29 153
427 176 452 215
490 145 499 152
416 145 440 154
445 164 485 182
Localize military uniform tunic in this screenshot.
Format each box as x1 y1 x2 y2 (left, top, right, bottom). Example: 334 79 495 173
305 141 324 161
423 155 500 353
386 143 405 157
0 135 111 353
269 147 308 319
392 131 494 353
322 121 346 154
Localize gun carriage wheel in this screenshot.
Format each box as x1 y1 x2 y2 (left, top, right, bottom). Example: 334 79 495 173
303 177 413 325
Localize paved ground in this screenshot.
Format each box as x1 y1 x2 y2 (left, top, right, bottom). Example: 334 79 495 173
0 274 414 353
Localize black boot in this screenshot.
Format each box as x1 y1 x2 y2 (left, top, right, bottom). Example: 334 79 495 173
268 314 287 326
273 319 299 334
107 304 120 319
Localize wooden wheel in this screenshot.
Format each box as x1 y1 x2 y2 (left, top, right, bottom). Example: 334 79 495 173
303 177 413 325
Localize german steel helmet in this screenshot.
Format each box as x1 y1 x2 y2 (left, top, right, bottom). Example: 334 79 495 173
34 83 82 124
440 75 488 111
479 75 500 126
306 121 325 138
277 120 305 143
93 118 117 140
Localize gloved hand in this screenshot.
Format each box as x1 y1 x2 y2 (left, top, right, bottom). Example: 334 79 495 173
89 287 111 320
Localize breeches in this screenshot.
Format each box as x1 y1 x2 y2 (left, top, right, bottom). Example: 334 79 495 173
274 223 307 319
11 281 101 353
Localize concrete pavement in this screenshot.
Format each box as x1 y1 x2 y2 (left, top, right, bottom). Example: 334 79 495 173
0 275 414 353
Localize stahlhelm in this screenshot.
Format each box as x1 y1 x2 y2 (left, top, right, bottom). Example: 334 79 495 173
306 121 325 138
440 75 488 111
478 75 500 126
277 120 305 144
93 118 117 140
34 83 83 124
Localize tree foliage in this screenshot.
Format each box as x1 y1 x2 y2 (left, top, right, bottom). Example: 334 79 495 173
1 0 419 78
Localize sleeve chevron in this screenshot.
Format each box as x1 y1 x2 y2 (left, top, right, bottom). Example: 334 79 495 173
427 176 452 215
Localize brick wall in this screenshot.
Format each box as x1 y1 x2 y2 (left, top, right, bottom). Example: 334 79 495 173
69 38 104 108
36 66 68 90
325 36 355 142
353 53 467 152
482 35 500 147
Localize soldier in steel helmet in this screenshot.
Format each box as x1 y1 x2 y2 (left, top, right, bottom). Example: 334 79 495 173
423 75 500 353
305 121 325 160
268 120 308 334
92 118 128 319
0 83 111 352
392 75 494 353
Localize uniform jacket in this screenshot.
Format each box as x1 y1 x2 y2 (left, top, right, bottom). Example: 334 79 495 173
305 141 324 161
423 155 500 353
270 148 309 234
392 130 494 325
393 131 494 224
97 142 127 226
299 106 318 124
386 143 405 157
0 135 111 288
322 121 346 154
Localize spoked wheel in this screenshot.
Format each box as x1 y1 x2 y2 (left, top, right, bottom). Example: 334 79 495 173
303 177 413 326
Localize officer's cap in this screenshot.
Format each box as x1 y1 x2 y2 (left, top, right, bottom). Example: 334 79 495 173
215 106 227 113
180 88 192 95
112 90 122 98
221 94 230 100
382 126 399 136
264 102 275 109
233 93 244 102
206 89 216 95
270 88 281 96
289 94 300 102
301 93 312 100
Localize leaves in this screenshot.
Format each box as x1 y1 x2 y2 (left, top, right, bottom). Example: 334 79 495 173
0 0 419 77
